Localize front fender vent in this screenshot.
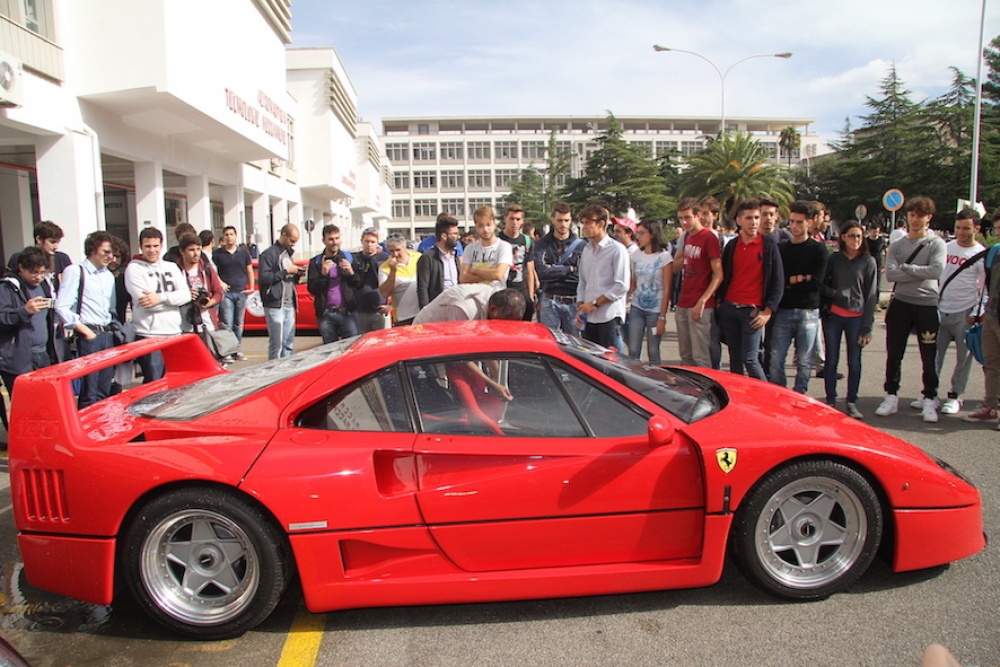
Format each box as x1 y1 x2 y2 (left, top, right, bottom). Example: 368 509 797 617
20 469 69 523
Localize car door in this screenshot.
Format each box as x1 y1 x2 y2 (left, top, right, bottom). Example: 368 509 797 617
407 355 705 573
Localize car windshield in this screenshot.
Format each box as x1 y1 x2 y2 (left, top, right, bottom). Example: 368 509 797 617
129 337 359 421
556 333 724 424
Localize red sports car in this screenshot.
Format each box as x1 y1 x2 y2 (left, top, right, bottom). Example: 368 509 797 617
8 322 985 640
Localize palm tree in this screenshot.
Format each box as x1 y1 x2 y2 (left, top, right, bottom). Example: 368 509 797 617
679 131 794 219
779 126 801 169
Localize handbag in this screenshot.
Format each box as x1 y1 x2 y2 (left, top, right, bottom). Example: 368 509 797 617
965 323 984 365
199 328 239 361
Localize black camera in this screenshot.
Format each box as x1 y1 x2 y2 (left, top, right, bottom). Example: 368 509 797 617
196 288 210 307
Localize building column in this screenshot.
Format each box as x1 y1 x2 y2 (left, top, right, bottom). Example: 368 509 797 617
134 160 166 240
0 168 35 257
186 175 212 233
222 184 246 241
35 130 104 257
250 191 269 248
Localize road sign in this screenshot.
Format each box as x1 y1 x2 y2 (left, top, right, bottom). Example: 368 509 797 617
855 204 868 221
304 219 316 233
882 189 905 212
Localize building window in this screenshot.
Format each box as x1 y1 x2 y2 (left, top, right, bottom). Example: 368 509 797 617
681 140 704 157
495 141 518 160
522 141 545 160
467 142 491 160
440 199 466 218
495 169 520 188
412 171 437 189
630 141 654 157
555 141 572 156
778 145 800 160
468 170 492 189
554 173 567 187
417 123 430 135
441 171 464 189
392 201 411 219
413 143 437 161
413 199 437 218
440 142 463 160
393 173 410 190
468 198 493 213
655 141 679 157
387 144 409 162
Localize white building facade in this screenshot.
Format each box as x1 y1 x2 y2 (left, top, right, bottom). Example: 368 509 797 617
0 0 390 262
382 115 822 239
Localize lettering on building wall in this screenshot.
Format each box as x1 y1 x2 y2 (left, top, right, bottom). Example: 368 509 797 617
224 88 288 145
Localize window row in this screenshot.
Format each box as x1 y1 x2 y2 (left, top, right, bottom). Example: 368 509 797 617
386 140 575 163
392 198 501 219
392 169 565 192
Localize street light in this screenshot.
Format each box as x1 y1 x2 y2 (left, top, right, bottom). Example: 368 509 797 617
652 45 792 134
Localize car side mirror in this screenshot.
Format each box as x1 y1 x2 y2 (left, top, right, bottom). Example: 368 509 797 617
648 415 675 447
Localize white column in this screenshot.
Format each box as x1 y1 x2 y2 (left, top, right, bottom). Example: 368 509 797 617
134 160 166 239
35 131 104 257
222 184 246 240
185 175 212 232
0 169 35 257
250 191 269 248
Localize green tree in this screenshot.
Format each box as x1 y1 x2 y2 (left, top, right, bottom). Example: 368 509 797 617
501 129 571 227
978 35 1000 208
778 126 801 169
560 113 673 219
678 131 794 219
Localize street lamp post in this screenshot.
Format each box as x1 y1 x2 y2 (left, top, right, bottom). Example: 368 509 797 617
652 45 792 134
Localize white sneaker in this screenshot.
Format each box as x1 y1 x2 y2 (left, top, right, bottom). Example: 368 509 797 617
910 396 939 410
875 395 899 416
940 397 963 415
846 403 864 420
922 398 939 423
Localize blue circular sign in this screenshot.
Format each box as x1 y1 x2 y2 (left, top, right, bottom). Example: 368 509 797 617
883 189 905 212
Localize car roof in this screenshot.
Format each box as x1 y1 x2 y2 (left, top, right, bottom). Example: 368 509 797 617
351 320 561 357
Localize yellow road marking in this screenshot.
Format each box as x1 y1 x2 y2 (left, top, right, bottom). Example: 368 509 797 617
277 608 326 667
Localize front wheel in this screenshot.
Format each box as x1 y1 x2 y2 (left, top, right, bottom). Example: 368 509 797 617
731 460 883 600
122 487 292 639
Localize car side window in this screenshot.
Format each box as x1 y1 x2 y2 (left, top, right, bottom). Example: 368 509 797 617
407 357 587 438
297 367 411 432
554 365 649 438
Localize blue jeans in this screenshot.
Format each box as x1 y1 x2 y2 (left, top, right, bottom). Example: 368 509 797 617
626 307 663 364
717 301 766 380
265 306 296 359
218 291 247 343
136 335 166 385
823 313 864 404
538 296 577 335
77 332 115 408
318 309 359 344
769 307 820 393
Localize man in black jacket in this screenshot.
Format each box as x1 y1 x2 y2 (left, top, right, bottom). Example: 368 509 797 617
307 224 363 344
258 224 304 359
0 247 63 398
416 216 461 310
533 202 584 334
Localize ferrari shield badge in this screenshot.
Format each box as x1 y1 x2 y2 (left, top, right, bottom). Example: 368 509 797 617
716 448 737 474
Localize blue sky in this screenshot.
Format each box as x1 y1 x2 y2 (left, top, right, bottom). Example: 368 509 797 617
289 0 999 145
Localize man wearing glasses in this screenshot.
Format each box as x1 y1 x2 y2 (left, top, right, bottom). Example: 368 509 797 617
769 200 828 393
416 216 461 309
55 231 118 408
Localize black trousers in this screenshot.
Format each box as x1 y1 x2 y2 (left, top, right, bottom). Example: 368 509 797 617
883 298 940 397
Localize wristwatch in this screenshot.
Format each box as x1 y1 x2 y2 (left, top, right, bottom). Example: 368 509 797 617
592 299 600 308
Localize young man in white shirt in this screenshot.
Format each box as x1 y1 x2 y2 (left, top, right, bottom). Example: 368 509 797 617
927 209 985 415
460 205 513 289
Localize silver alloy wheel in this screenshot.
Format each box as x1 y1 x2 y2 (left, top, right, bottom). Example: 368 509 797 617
753 475 868 589
140 509 260 626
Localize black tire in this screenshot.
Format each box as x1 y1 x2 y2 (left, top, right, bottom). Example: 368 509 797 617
731 460 882 600
122 487 292 639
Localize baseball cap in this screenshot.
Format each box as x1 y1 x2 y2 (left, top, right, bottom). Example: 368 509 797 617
612 217 637 232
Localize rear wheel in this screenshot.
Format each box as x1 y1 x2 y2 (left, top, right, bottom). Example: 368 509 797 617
123 487 291 639
732 460 882 600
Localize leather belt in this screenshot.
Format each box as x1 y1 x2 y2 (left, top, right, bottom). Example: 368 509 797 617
543 293 576 304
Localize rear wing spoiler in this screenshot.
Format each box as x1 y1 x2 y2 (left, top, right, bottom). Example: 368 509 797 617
10 334 223 445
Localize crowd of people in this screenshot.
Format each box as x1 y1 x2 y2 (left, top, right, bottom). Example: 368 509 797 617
2 194 1000 435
